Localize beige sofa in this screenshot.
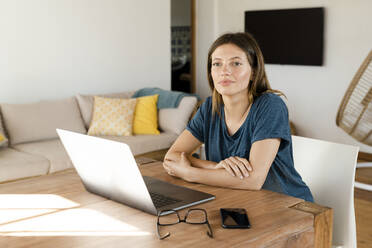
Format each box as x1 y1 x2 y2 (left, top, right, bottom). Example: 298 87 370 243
0 91 198 183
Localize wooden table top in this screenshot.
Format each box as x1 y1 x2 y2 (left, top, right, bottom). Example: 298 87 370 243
0 161 332 248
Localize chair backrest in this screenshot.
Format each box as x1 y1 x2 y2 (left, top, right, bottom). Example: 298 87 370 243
292 135 359 248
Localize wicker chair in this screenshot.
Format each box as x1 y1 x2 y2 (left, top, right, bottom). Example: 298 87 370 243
336 49 372 191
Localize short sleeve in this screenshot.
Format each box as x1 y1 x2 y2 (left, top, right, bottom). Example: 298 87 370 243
251 94 291 144
186 99 209 143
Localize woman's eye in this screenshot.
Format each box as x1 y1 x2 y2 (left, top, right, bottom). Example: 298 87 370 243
233 62 242 66
212 62 221 66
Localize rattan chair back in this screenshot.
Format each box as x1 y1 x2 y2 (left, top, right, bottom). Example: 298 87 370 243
336 50 372 146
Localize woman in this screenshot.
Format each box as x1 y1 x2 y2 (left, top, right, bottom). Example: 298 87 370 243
163 32 313 202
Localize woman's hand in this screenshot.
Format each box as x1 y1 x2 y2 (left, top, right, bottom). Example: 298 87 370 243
214 156 252 179
163 152 194 182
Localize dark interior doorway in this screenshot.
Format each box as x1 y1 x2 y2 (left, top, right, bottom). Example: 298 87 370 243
170 0 194 93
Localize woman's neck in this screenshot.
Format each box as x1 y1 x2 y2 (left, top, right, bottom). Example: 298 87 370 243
223 93 250 120
222 93 251 136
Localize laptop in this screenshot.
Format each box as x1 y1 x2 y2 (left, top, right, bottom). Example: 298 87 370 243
56 129 215 216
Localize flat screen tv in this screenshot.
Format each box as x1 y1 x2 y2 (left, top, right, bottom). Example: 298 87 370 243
245 7 324 66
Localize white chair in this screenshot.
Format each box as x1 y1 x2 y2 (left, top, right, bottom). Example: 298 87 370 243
292 135 359 248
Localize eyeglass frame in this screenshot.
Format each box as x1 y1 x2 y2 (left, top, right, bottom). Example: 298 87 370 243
156 208 213 240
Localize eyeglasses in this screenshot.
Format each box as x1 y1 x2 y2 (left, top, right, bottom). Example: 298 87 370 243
156 208 213 240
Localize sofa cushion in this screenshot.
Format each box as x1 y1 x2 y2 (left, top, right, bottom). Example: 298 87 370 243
0 148 50 183
76 91 135 129
88 96 137 136
0 113 8 148
98 132 178 156
13 139 73 173
133 95 160 135
158 96 198 135
1 97 86 146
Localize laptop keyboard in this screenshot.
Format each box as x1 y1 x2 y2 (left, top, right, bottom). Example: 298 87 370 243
150 192 181 208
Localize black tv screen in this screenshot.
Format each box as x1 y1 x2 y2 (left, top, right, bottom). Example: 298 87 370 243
245 7 324 66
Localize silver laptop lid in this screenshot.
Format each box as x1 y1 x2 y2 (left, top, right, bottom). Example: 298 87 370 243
56 129 157 215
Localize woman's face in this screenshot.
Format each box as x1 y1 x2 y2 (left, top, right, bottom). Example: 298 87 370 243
211 43 252 97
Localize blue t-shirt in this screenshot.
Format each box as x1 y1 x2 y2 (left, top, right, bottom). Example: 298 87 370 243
186 93 314 202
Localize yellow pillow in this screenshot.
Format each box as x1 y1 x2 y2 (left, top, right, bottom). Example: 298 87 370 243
88 96 137 136
0 117 7 147
0 132 8 147
133 94 160 135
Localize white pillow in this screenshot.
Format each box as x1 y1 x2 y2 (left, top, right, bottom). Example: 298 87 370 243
158 96 198 135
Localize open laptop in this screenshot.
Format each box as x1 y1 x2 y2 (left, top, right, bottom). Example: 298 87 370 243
56 129 215 216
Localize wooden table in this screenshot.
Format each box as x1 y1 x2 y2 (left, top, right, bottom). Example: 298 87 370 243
0 162 332 248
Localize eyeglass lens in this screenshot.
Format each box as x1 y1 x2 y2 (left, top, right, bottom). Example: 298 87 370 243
158 211 180 225
185 209 207 224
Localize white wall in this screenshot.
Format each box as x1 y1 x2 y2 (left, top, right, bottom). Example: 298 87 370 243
196 0 372 152
171 0 190 27
0 0 170 104
195 0 217 99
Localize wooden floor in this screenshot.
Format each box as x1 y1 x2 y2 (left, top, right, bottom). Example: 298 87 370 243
355 166 372 248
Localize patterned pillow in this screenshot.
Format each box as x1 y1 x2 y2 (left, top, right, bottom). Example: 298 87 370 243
0 114 8 148
88 96 137 136
76 91 135 129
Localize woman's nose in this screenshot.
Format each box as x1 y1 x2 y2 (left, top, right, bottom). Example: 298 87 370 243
221 64 231 75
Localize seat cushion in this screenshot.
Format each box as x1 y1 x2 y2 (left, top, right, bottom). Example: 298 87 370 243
13 139 73 173
0 148 50 183
1 97 86 145
98 132 178 156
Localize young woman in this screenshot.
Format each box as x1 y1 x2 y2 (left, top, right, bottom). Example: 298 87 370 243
163 32 313 202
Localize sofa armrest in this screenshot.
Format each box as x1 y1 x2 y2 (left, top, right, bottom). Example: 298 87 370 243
158 96 198 135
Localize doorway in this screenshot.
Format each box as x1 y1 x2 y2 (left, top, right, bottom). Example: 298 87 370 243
170 0 195 93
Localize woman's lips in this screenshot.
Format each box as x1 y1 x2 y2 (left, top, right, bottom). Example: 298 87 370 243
219 80 233 86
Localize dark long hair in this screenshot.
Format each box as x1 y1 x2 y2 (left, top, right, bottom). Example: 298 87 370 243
207 32 283 115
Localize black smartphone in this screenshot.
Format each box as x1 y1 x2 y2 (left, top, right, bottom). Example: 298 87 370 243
220 208 251 229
